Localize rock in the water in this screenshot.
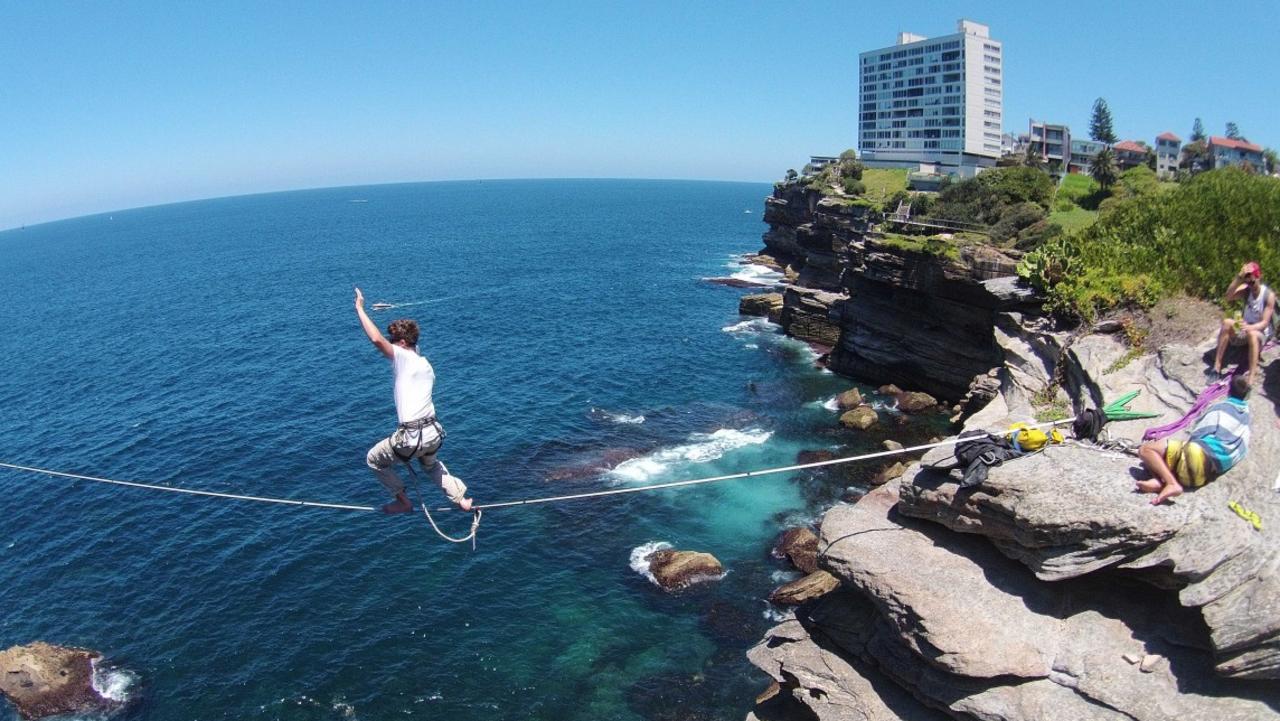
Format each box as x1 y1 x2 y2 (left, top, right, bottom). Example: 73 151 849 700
0 643 108 720
839 406 878 430
796 450 835 465
740 292 785 322
878 384 902 396
774 527 819 574
882 439 904 452
871 462 907 485
769 571 841 606
835 388 863 410
645 549 723 591
895 391 938 414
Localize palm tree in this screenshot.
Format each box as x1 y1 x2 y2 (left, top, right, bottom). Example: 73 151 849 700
1090 147 1118 189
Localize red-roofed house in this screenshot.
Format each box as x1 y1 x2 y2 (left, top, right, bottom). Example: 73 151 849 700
1113 140 1149 171
1207 136 1264 172
1155 132 1181 179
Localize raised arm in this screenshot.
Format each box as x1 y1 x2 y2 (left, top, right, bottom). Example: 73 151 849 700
355 287 394 359
1226 265 1251 303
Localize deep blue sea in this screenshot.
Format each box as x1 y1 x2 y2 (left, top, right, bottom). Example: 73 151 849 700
0 180 939 721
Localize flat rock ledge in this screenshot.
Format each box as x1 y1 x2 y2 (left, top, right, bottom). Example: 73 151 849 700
898 340 1280 680
749 483 1280 721
0 642 108 720
646 549 723 592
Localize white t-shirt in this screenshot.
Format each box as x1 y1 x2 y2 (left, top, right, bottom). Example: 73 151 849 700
391 344 436 424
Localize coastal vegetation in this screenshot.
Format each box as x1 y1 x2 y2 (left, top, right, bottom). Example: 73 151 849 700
1018 168 1280 319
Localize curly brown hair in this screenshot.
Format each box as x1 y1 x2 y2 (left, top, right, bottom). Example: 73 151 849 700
386 319 419 346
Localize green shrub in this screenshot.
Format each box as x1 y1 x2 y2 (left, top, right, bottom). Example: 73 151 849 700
1018 168 1280 319
990 202 1048 244
841 177 866 195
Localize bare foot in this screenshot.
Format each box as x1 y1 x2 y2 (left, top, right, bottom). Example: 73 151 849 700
1151 481 1183 506
458 497 474 512
381 497 415 515
1135 479 1162 494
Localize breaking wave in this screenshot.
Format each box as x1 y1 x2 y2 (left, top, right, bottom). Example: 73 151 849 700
609 428 773 483
629 541 672 585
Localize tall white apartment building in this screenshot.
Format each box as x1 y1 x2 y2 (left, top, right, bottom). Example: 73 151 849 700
858 19 1003 176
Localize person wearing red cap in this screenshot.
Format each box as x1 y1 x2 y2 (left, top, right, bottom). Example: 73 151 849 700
1212 261 1274 383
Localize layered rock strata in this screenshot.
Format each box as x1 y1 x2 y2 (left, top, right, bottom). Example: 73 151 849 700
759 183 1040 403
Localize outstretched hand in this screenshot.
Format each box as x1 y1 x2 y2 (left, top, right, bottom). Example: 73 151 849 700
354 286 365 308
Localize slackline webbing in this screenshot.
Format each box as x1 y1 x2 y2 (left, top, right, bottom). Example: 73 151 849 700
0 417 1077 516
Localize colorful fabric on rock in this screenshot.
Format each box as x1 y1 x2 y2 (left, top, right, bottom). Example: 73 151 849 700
1165 439 1213 487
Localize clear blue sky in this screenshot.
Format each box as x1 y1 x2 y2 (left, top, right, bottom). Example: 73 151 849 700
3 0 1277 229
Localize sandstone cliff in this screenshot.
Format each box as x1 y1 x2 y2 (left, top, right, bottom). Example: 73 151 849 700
760 182 1039 406
744 183 1280 720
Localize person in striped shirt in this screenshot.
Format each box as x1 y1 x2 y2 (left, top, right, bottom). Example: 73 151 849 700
1138 375 1251 506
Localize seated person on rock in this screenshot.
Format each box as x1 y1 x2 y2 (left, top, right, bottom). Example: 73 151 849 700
1137 375 1251 505
1212 261 1274 384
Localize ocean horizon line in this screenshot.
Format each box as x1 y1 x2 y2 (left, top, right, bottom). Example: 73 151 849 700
1 176 774 234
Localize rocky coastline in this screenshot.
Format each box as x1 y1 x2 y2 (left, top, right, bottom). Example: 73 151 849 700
738 181 1280 720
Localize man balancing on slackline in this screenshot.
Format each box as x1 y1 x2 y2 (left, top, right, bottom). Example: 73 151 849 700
355 287 474 515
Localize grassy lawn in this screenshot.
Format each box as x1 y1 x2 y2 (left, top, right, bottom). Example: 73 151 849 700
1056 173 1099 204
877 231 961 260
1049 206 1099 233
861 168 909 206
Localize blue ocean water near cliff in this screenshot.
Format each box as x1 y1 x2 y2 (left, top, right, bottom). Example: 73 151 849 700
0 180 939 721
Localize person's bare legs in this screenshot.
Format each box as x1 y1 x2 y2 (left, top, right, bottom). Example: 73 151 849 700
1213 318 1234 374
1138 440 1183 504
1247 329 1262 384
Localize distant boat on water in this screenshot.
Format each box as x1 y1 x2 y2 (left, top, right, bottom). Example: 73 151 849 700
371 302 394 310
743 209 752 214
349 199 368 203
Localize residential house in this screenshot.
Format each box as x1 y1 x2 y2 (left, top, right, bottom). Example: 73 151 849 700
1207 136 1264 172
1154 132 1181 179
1027 120 1070 172
1069 139 1103 174
1113 140 1149 171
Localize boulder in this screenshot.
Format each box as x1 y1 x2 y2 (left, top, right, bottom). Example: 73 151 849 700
871 462 907 485
882 439 904 452
0 643 108 720
835 387 863 410
796 450 835 466
645 549 723 591
774 527 819 574
769 571 841 606
839 407 878 431
878 384 902 396
895 391 938 414
740 292 785 322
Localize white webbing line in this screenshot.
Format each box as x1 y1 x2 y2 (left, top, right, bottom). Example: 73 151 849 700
439 416 1079 511
0 461 376 511
0 416 1079 519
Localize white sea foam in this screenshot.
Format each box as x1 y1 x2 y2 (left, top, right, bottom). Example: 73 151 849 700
730 263 782 284
762 606 797 623
609 428 772 483
721 317 777 334
90 661 138 703
820 396 840 412
771 570 802 584
590 407 645 425
629 541 672 585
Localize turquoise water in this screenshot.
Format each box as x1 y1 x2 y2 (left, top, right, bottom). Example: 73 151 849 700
0 180 937 720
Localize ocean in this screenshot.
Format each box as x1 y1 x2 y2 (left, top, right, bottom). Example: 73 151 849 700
0 180 939 721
